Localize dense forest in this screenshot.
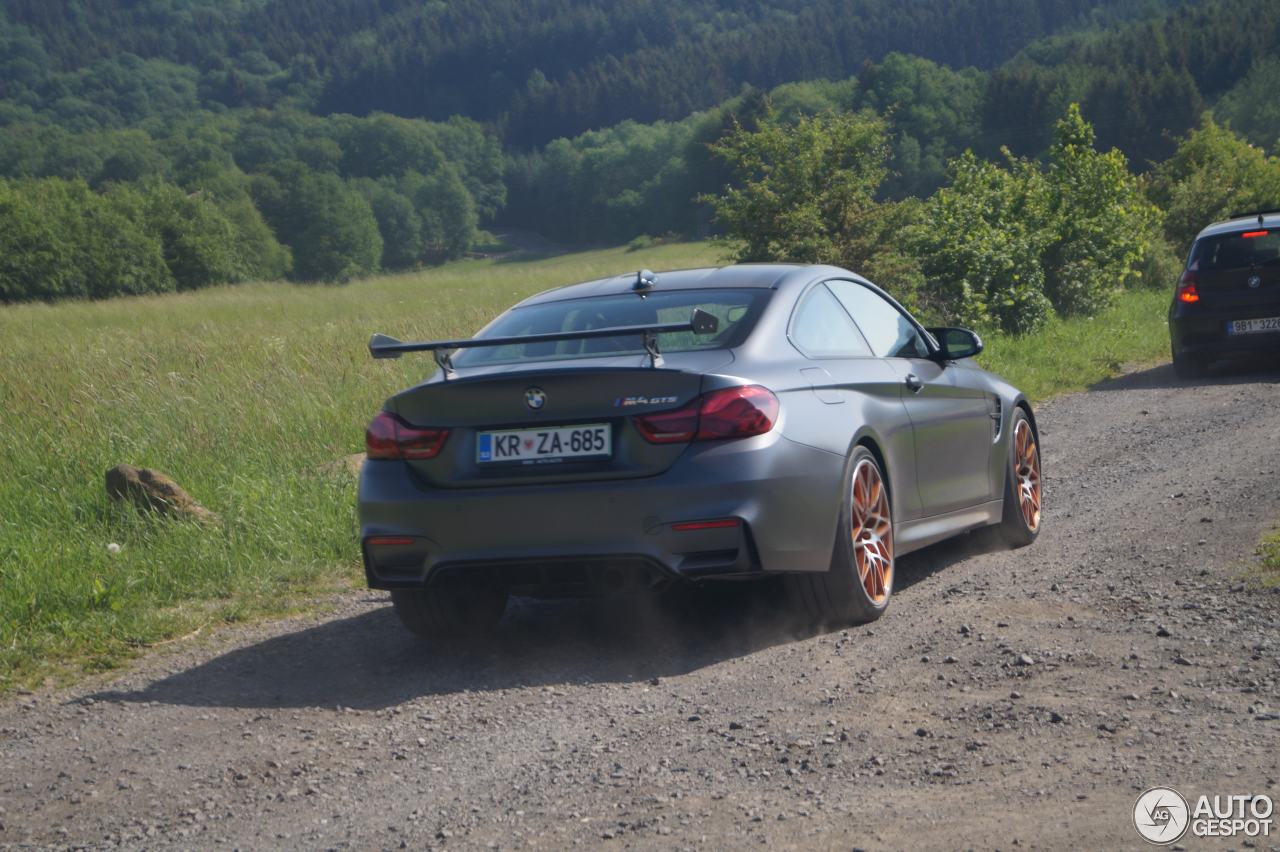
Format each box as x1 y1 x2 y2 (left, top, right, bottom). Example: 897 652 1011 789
0 0 1278 303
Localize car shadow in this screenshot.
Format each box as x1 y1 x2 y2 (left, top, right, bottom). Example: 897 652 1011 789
89 535 988 711
1089 358 1280 392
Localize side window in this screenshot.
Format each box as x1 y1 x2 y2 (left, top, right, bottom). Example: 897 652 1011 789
790 284 872 358
827 280 929 359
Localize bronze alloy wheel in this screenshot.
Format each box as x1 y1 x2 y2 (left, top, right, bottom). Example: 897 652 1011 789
1013 419 1042 532
851 457 893 604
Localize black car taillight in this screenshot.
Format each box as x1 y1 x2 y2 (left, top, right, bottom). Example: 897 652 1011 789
1176 269 1199 304
366 410 449 460
633 385 779 444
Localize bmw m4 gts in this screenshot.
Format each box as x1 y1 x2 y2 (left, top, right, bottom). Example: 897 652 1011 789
359 265 1042 636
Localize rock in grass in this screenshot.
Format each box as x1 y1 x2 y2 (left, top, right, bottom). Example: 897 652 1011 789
105 464 219 524
315 453 365 479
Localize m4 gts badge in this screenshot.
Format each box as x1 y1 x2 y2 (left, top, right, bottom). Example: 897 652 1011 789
614 395 679 408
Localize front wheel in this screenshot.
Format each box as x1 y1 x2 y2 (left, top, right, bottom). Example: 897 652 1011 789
789 446 894 627
997 409 1042 548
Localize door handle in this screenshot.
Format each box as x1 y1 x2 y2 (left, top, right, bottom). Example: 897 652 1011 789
904 373 924 393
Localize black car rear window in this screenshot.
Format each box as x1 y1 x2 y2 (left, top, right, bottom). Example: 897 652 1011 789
1191 230 1280 271
453 289 769 366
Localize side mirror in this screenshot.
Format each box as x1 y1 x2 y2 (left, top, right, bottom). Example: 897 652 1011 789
927 327 983 361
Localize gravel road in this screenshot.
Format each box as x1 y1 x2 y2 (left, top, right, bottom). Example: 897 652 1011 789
3 361 1280 850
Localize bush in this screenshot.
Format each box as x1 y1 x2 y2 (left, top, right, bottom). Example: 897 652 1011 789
1039 104 1161 317
1146 115 1280 250
909 152 1052 334
11 178 174 301
0 180 73 302
701 109 891 265
913 105 1160 333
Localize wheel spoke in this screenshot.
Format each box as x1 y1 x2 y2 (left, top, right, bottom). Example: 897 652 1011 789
1012 421 1041 532
849 457 893 605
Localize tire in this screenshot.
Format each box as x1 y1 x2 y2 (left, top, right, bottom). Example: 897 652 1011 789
390 584 508 639
789 446 894 628
998 408 1042 548
1171 347 1206 380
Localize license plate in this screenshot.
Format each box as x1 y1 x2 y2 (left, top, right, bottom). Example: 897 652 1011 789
477 423 611 464
1228 316 1280 335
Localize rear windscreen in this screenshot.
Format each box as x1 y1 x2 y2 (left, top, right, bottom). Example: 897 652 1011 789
453 289 769 367
1191 230 1280 271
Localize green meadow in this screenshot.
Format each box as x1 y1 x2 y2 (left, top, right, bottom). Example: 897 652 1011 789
0 243 1172 691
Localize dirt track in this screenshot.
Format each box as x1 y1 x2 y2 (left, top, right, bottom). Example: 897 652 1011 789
2 361 1280 850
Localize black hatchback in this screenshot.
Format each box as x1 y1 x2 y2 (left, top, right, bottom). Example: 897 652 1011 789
1169 210 1280 377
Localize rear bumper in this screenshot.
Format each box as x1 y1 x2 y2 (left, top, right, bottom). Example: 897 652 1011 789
1170 302 1280 360
358 433 845 590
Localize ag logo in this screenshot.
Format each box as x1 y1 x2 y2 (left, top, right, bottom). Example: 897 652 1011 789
1248 274 1261 289
1134 787 1190 844
524 387 547 410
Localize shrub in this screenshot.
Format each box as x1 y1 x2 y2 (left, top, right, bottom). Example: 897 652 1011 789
909 152 1052 334
1039 104 1161 317
17 178 174 300
1146 115 1280 250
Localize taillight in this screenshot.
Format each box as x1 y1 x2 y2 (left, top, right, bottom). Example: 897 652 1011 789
632 400 699 443
634 385 779 444
365 410 449 460
695 385 779 440
1176 270 1199 304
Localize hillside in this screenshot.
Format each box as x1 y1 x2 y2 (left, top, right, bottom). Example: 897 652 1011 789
1 0 1278 301
3 0 1183 147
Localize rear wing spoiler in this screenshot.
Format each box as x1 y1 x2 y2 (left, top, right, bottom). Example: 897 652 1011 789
369 308 720 376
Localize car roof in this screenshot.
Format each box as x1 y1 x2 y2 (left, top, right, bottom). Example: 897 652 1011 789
516 264 817 306
1197 210 1280 240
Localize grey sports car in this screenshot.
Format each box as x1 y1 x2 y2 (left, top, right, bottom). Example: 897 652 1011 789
359 264 1042 636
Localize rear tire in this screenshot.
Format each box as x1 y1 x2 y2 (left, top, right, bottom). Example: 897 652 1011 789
789 446 894 628
998 409 1042 548
1172 347 1205 380
390 585 508 639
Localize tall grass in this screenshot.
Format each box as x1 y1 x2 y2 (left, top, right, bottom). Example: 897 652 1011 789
0 244 1172 690
1259 529 1280 588
0 243 723 689
978 286 1171 400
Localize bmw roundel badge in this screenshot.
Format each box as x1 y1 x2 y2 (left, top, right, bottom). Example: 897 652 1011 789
1249 274 1262 289
525 387 547 410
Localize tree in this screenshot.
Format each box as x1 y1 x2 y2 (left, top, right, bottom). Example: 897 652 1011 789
701 108 924 308
400 166 477 263
42 179 174 298
701 109 890 265
357 179 424 270
1146 115 1280 250
912 104 1160 333
141 183 243 290
0 179 72 302
1039 103 1161 316
908 151 1053 333
253 166 381 283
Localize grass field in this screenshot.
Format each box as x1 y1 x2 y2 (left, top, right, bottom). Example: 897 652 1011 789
0 243 1173 692
1260 529 1280 588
